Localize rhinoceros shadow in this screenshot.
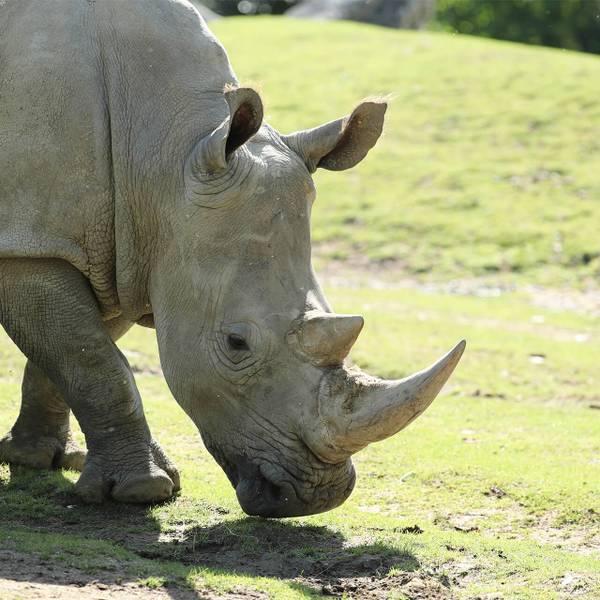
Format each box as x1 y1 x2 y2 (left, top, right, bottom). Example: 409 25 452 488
0 466 421 598
145 516 421 580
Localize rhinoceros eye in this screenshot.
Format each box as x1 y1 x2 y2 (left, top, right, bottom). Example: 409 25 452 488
214 322 263 380
227 333 249 352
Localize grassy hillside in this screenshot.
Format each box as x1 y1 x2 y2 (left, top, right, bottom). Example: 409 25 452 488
1 17 600 600
213 18 600 286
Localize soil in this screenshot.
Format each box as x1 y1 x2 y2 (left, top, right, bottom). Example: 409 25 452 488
0 498 456 599
437 503 600 559
316 257 600 317
0 548 234 600
2 267 598 598
0 543 452 600
527 511 600 558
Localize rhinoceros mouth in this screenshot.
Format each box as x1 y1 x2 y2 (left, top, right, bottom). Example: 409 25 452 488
235 468 350 518
235 470 300 518
217 453 301 517
210 447 355 518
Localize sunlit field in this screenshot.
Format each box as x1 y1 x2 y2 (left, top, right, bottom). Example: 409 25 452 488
1 17 599 600
217 18 600 287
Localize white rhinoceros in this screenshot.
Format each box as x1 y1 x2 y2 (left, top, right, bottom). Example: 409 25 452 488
0 0 464 517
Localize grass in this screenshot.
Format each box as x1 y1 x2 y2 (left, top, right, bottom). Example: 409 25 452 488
213 17 600 287
1 285 599 598
1 16 600 600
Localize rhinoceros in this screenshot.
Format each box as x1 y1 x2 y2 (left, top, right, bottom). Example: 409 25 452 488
0 0 464 517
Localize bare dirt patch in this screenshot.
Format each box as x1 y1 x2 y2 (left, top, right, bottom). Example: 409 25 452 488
316 255 600 318
0 547 273 599
313 572 452 599
527 511 600 558
135 519 454 599
7 490 598 599
0 535 452 600
0 549 203 600
440 503 600 559
2 489 456 599
528 287 600 317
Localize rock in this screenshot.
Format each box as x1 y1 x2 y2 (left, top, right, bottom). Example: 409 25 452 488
286 0 435 29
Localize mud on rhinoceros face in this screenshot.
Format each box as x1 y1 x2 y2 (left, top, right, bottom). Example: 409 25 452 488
150 86 466 518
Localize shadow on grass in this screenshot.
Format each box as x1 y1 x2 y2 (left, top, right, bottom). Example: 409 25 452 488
0 465 421 598
146 517 420 579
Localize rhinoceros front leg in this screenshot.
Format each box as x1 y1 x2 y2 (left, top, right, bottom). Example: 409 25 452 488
0 316 133 472
0 258 179 503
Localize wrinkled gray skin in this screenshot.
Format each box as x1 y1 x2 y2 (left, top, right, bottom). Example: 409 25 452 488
0 0 464 517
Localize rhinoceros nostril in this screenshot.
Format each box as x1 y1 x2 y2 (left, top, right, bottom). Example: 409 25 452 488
262 478 284 503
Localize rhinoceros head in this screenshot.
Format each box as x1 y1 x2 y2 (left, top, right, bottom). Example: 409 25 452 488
150 87 465 517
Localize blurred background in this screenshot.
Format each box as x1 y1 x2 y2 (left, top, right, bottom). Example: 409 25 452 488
196 0 600 55
193 0 600 290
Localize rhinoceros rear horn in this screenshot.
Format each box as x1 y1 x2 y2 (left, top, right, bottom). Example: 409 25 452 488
187 86 263 176
283 99 387 173
287 311 364 367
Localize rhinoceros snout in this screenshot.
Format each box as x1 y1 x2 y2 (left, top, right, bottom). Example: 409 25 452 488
236 472 297 518
234 458 356 518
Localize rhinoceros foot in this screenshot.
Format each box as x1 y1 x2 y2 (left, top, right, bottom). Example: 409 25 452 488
0 431 86 471
74 439 180 504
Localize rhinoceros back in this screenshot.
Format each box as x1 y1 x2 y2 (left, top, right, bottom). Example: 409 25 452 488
0 0 235 318
0 0 118 313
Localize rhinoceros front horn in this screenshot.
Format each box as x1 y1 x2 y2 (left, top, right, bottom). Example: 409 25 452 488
305 340 466 463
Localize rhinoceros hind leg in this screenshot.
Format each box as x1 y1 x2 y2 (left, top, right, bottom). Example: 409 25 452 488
0 258 179 504
0 430 86 471
0 360 87 471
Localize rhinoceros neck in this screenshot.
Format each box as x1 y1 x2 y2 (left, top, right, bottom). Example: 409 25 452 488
95 0 238 319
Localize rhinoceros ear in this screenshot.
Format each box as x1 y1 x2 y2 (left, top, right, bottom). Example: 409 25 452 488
283 100 387 173
187 86 263 176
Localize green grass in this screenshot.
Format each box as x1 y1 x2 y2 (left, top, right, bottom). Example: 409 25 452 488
1 16 600 600
213 17 600 286
1 285 599 598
